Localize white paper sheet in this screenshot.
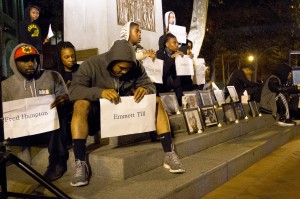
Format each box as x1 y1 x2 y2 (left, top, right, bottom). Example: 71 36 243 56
100 94 156 138
3 95 59 139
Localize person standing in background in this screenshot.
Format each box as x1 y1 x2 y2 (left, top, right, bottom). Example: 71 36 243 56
19 4 49 64
158 11 176 50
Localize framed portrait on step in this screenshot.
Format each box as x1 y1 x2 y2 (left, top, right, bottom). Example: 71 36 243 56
227 86 239 102
199 90 214 106
248 100 260 117
200 106 219 127
213 90 225 107
159 92 180 115
222 103 237 124
232 102 246 120
183 90 202 107
182 108 203 134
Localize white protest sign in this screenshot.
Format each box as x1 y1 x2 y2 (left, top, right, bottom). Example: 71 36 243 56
169 24 186 44
142 57 163 84
175 55 194 76
100 94 156 138
47 24 54 38
3 95 60 139
193 58 206 85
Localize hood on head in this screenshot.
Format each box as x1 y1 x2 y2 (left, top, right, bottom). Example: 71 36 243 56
105 40 137 71
9 43 41 80
24 5 40 22
164 11 176 31
273 63 291 84
120 21 134 41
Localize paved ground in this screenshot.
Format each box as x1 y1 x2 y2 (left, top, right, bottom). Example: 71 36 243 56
201 134 300 199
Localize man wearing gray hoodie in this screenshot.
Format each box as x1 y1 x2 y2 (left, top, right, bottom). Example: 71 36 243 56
2 43 69 181
69 40 185 187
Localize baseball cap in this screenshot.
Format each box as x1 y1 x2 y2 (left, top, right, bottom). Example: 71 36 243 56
14 45 39 60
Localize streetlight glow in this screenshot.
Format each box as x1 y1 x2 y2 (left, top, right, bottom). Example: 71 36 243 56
248 55 254 62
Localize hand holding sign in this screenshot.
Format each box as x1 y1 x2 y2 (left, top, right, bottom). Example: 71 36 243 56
101 89 121 104
134 87 148 103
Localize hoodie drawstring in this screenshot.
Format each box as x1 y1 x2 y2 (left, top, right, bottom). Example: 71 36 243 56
23 79 38 97
114 78 119 94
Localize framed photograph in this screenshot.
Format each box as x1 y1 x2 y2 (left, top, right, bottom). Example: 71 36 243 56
292 67 300 85
227 86 239 102
248 100 259 117
159 92 180 115
222 103 237 124
184 94 198 109
232 102 246 120
200 106 219 127
183 91 202 107
169 114 187 133
213 90 225 107
199 90 214 106
182 108 203 134
210 90 218 106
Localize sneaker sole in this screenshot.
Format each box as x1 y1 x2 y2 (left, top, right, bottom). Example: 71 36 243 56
163 163 186 173
70 181 89 187
277 121 295 126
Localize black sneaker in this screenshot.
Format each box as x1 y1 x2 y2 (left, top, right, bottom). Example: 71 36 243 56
278 118 296 126
43 163 67 181
43 154 68 181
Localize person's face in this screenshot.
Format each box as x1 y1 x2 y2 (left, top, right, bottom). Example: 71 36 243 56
61 48 76 72
30 7 40 21
129 25 141 45
15 55 38 79
168 12 175 25
243 68 254 77
166 37 178 52
111 61 133 77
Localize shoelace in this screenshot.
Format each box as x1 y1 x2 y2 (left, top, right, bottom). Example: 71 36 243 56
169 151 182 166
74 161 89 177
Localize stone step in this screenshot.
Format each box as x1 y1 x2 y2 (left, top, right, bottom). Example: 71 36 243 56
14 113 275 181
6 123 300 199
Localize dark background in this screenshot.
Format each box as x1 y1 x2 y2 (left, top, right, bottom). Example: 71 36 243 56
22 0 300 84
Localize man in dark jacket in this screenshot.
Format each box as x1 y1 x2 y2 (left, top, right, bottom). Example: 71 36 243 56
227 64 261 102
68 40 185 187
260 63 300 126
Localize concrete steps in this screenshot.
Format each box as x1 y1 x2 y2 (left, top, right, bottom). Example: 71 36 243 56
5 111 300 198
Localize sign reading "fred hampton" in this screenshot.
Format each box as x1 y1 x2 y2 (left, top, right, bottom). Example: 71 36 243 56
4 112 49 122
100 94 156 138
3 95 60 139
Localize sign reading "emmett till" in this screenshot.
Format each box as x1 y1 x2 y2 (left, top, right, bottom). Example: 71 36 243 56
100 94 156 138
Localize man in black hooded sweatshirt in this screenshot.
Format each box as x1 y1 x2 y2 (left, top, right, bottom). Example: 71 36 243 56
260 63 300 126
